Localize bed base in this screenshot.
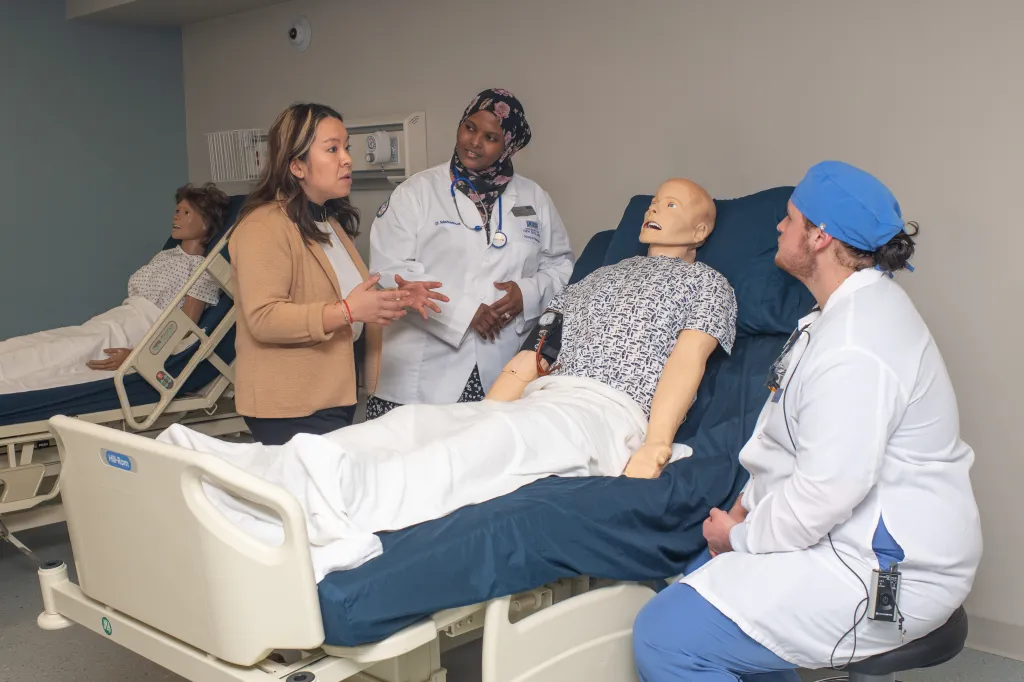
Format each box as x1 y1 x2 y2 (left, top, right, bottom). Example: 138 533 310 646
34 414 651 682
38 560 651 682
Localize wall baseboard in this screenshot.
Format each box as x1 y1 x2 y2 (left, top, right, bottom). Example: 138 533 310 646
966 614 1024 662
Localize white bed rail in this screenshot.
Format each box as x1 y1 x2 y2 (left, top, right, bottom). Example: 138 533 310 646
481 583 654 682
47 415 324 666
114 227 238 431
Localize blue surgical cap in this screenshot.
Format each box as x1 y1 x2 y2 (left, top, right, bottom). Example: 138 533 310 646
790 161 905 252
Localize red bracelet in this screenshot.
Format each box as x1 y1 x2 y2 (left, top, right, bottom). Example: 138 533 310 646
342 299 353 324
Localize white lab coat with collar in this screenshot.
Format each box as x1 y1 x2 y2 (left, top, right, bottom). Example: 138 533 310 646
368 163 575 405
681 269 982 670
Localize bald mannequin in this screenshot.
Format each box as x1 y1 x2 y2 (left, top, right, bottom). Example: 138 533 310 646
488 178 732 479
640 178 717 260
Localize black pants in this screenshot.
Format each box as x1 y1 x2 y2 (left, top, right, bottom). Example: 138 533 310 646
365 365 487 420
243 404 356 446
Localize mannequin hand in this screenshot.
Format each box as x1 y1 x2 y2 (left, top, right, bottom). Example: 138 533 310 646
394 274 449 320
86 348 132 371
343 274 410 327
622 441 672 479
491 281 524 328
703 507 738 557
472 304 502 341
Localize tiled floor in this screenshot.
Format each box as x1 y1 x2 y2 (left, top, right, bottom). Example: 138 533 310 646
2 523 1021 682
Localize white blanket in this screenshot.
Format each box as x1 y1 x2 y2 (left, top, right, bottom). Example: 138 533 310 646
159 375 693 582
0 297 161 395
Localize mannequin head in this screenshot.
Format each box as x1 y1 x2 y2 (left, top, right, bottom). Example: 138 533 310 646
171 183 230 256
639 178 716 262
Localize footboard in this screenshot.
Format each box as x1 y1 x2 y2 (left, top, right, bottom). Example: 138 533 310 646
46 415 324 666
480 582 654 682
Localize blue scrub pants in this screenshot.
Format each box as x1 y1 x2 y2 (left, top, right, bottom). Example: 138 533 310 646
632 550 801 682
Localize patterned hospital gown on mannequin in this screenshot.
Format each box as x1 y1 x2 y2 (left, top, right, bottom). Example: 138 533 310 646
127 246 221 310
547 255 737 416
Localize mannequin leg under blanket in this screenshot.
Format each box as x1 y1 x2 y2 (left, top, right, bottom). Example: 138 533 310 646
0 297 161 394
158 376 671 581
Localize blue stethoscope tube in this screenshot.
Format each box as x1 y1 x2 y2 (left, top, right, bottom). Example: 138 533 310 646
450 175 507 249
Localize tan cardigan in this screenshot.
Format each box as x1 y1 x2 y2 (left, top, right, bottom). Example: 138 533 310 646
228 201 382 419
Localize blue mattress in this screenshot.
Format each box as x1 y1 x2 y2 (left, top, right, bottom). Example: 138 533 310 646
0 195 246 427
316 183 815 647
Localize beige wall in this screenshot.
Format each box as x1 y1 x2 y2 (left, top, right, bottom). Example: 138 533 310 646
182 0 1024 658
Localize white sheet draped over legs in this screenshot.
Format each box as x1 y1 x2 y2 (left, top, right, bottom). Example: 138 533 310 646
159 376 691 581
0 296 161 394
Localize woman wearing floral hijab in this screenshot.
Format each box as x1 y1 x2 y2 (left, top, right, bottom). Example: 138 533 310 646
367 88 574 418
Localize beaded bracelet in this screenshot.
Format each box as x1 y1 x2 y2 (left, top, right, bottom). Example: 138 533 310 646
342 299 354 325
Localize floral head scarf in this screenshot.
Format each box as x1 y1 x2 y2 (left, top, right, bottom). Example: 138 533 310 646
449 88 532 229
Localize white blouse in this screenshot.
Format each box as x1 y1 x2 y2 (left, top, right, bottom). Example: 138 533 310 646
316 221 364 341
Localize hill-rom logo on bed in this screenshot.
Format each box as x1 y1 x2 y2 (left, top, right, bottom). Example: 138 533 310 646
149 321 178 354
103 450 136 473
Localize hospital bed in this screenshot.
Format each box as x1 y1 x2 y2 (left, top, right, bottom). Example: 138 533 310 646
0 195 249 540
34 186 816 682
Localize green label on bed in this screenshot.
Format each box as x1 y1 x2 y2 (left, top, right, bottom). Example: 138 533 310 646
101 617 112 635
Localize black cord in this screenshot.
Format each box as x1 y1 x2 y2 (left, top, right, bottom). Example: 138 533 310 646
780 328 810 452
828 533 872 670
779 328 874 670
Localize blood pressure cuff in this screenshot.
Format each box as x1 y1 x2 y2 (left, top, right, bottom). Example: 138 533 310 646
521 311 563 366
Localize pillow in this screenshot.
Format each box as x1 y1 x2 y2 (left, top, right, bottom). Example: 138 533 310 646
568 229 614 284
601 186 814 337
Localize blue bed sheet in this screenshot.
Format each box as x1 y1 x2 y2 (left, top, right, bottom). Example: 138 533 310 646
0 195 246 427
318 331 786 647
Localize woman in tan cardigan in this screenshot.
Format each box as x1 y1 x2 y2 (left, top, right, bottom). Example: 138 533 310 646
229 103 447 444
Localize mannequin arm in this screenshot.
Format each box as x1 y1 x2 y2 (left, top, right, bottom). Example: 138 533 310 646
623 329 720 478
486 350 548 402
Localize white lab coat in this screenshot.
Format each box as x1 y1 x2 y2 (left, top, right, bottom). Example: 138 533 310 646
369 163 575 404
682 268 983 670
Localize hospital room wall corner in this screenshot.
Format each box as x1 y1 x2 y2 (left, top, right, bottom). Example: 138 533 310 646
179 0 1023 660
0 0 187 339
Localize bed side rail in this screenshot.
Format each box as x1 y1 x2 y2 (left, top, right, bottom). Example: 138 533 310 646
47 415 324 666
481 583 654 682
114 227 238 431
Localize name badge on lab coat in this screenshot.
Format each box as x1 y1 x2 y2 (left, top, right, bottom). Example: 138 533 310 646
520 219 542 244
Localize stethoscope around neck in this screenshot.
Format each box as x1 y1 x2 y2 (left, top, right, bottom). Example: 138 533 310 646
450 174 507 249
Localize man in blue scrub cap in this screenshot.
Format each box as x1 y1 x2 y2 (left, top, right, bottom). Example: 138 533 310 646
632 161 982 681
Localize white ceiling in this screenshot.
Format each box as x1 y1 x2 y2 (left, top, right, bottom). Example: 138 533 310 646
66 0 289 25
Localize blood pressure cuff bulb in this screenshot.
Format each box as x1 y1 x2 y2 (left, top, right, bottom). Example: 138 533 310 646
521 310 563 366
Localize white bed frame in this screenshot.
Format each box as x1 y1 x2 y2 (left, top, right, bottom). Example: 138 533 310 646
36 415 654 682
1 229 247 541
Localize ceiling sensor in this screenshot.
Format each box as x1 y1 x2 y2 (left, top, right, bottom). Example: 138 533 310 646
288 16 311 53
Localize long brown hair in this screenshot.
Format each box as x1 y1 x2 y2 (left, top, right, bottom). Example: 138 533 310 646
236 102 359 245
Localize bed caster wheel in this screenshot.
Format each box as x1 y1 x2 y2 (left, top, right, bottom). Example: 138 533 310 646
287 673 316 682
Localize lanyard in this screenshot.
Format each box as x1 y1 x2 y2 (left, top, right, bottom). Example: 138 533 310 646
449 176 507 249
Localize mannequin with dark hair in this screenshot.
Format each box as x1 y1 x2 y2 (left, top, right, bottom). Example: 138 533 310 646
0 183 232 390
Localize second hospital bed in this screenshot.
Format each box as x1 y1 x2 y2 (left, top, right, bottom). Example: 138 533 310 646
34 185 815 682
0 194 249 539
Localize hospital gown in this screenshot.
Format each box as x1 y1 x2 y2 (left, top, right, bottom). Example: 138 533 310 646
160 254 737 580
